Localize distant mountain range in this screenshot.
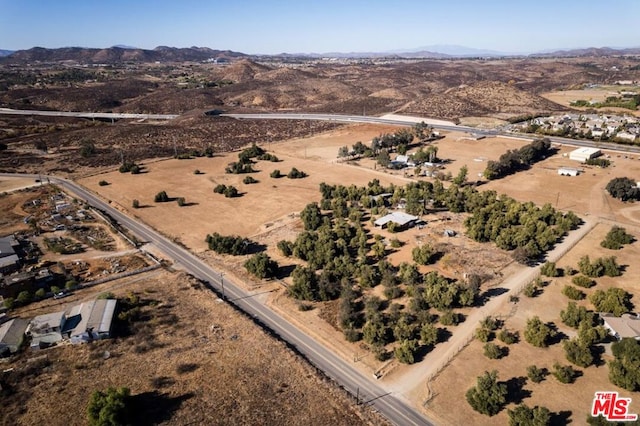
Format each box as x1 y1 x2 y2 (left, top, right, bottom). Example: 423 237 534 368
1 45 639 63
0 46 247 64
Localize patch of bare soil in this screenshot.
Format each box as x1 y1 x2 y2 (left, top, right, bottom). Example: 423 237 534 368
1 271 386 426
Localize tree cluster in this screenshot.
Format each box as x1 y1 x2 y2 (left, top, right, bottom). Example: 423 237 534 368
606 177 640 202
589 287 633 316
119 161 140 174
600 226 634 250
609 338 640 391
465 370 508 416
244 253 278 279
484 138 552 180
213 184 239 198
205 233 251 255
523 316 556 348
507 404 551 426
578 255 622 278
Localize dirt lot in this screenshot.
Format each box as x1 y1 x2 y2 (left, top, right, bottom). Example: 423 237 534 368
425 222 640 426
1 270 384 426
79 124 412 250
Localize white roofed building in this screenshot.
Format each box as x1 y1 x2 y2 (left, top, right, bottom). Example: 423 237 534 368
374 212 419 230
569 147 601 162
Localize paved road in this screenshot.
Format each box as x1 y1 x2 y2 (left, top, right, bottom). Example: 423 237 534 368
222 112 640 154
0 107 178 120
0 173 433 426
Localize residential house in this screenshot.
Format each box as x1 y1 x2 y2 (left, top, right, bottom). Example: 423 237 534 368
66 299 117 344
0 318 28 355
601 313 640 340
0 235 20 275
27 311 66 348
374 212 419 230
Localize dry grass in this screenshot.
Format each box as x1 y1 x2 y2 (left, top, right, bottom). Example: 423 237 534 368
1 271 386 426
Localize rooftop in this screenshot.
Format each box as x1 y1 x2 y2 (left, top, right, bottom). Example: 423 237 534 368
374 211 419 227
601 313 640 339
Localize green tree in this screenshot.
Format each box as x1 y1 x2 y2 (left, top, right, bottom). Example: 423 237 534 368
244 253 278 279
590 287 633 316
526 365 546 383
540 261 559 277
484 342 504 359
154 191 170 202
35 288 46 299
507 403 551 426
87 387 132 426
412 244 436 265
277 240 293 257
560 302 593 328
377 149 391 167
16 290 31 305
552 362 578 384
300 202 322 231
562 285 585 300
606 177 640 201
79 140 97 158
132 199 140 209
394 339 418 364
524 316 555 348
563 338 594 367
571 275 595 288
176 197 186 206
453 164 468 185
288 266 318 301
609 338 640 391
420 323 439 346
243 175 258 184
270 169 282 178
287 167 307 179
465 370 508 416
601 225 634 250
497 329 518 345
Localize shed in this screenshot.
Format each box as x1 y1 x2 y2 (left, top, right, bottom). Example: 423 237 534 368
0 318 28 355
27 311 66 348
569 147 601 162
67 299 117 344
558 167 579 176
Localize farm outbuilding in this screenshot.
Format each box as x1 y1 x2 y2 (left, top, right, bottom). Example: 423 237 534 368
27 311 66 348
66 299 117 344
374 212 419 230
558 167 580 176
0 318 28 355
568 147 601 162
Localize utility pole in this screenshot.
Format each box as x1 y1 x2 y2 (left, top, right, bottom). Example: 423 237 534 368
356 387 360 405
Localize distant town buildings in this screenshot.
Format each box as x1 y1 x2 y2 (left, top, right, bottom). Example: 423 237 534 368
514 113 640 143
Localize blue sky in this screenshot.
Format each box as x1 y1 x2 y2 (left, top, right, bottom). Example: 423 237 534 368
1 0 639 54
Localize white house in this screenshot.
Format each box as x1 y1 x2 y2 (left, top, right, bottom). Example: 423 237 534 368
374 212 419 230
601 313 640 340
569 147 601 162
616 131 637 142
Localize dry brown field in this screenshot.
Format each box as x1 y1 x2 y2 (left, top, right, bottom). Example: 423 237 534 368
425 222 640 426
540 87 640 117
2 270 384 426
73 123 640 425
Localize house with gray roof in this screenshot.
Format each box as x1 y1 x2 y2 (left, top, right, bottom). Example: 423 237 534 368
0 318 28 355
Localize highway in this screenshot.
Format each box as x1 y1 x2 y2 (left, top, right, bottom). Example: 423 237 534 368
0 173 433 426
222 112 640 154
0 107 178 121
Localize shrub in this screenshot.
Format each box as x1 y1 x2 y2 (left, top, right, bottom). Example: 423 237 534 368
35 288 46 299
523 282 537 297
258 153 279 162
270 169 282 178
475 327 492 342
277 240 293 257
466 370 508 416
98 180 109 186
87 387 132 426
540 261 559 277
440 310 462 326
287 167 307 179
132 199 140 209
601 226 634 250
526 365 546 383
154 191 170 202
243 176 258 184
483 342 504 359
205 233 251 255
244 253 278 279
497 329 517 345
562 285 585 300
508 404 551 426
176 197 186 206
213 184 226 194
193 169 202 175
572 275 595 288
223 186 239 198
524 316 555 348
552 362 579 384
